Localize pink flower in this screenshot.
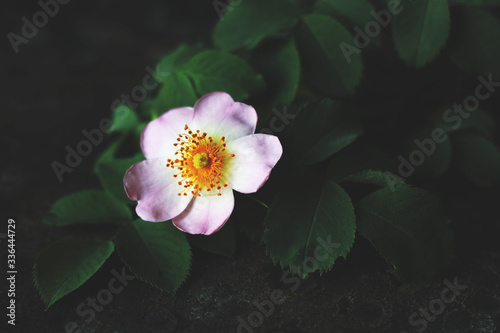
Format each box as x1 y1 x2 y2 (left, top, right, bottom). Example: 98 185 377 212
123 92 283 235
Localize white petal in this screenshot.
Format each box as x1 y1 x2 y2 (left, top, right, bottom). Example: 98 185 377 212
172 187 234 235
225 134 283 193
124 158 192 222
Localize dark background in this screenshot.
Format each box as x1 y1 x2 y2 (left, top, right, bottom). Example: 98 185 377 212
2 0 500 332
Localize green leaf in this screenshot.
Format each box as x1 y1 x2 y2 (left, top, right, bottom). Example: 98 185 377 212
314 0 375 29
213 0 301 51
153 71 198 114
114 220 191 292
34 238 114 309
108 104 139 134
263 177 356 277
156 43 205 79
327 143 395 182
416 138 452 178
449 7 500 79
95 154 144 203
392 0 450 67
185 50 265 101
94 137 126 167
452 132 500 187
343 169 402 188
295 14 363 98
356 184 453 282
189 220 236 257
460 111 495 138
250 38 300 107
403 128 452 178
434 109 495 138
288 99 363 165
328 147 403 190
43 190 132 226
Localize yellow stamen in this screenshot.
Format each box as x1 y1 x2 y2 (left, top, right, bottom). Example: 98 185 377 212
166 124 235 197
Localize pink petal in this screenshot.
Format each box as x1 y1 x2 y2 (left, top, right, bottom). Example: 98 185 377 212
172 187 235 235
225 134 283 194
192 92 257 141
124 158 192 222
141 107 194 159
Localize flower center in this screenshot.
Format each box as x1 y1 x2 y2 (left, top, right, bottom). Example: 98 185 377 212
193 152 209 169
166 125 235 197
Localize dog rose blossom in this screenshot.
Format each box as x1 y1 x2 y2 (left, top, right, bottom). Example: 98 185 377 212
123 92 282 235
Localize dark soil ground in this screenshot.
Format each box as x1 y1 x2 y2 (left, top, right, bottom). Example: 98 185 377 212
2 0 500 332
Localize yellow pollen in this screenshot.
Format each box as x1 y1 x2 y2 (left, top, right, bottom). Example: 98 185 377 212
193 153 209 169
165 124 235 197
